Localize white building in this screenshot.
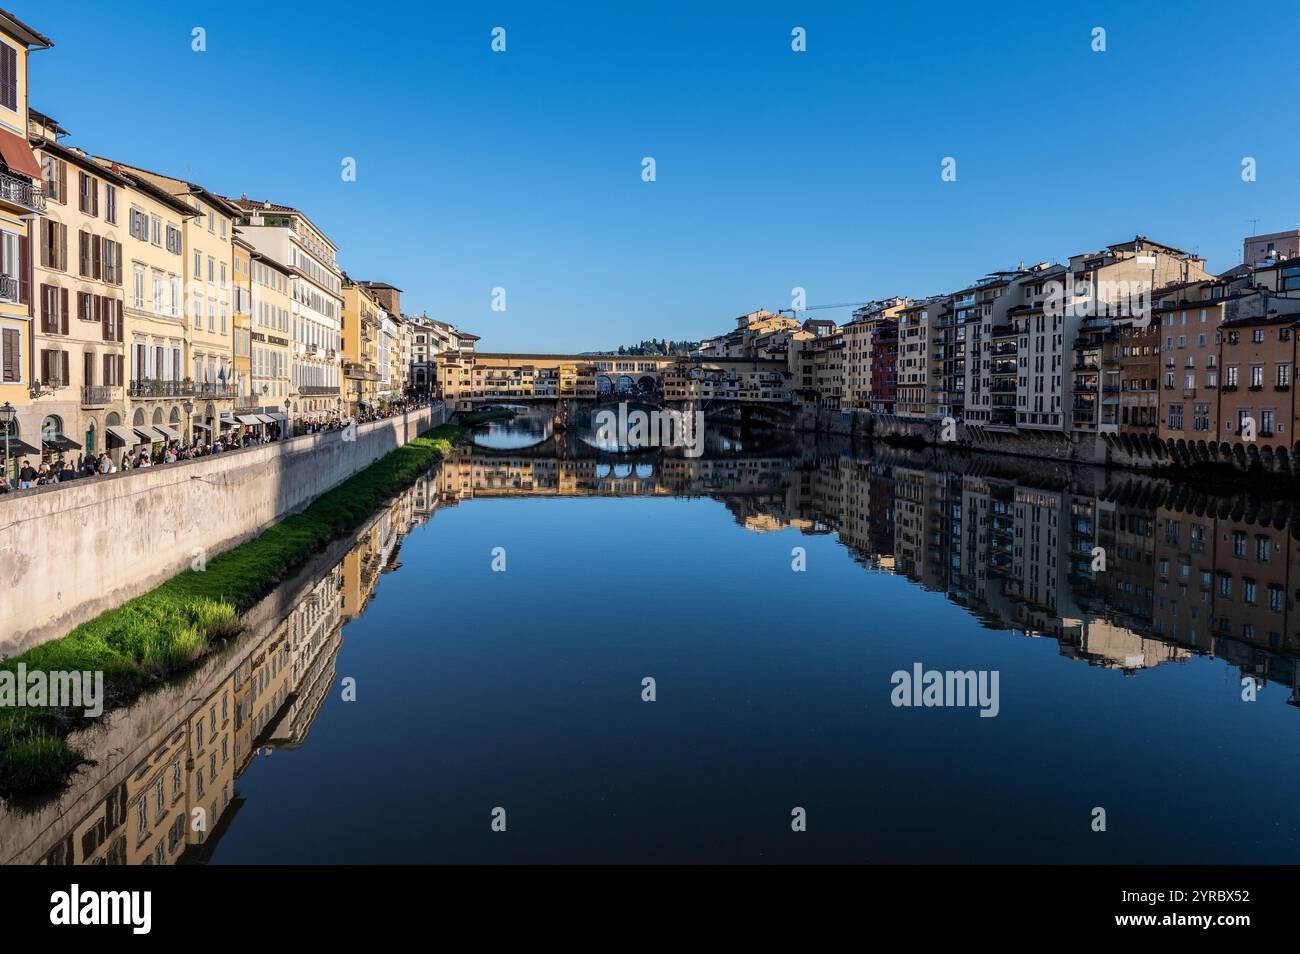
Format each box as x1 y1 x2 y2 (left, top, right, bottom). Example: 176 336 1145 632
226 196 343 420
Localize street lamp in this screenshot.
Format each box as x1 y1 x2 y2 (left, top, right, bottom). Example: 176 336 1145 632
182 401 194 444
0 401 14 483
283 400 292 440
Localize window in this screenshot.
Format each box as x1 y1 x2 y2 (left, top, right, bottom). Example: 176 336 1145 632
78 172 99 216
166 225 182 254
41 155 64 204
1168 404 1183 430
150 214 161 246
129 208 148 241
1226 365 1239 386
105 184 117 224
133 266 145 309
1251 365 1264 387
1278 364 1291 387
0 42 15 111
1252 328 1266 344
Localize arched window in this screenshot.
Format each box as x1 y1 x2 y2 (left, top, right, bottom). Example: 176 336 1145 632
105 412 121 427
168 407 180 424
41 416 63 441
151 408 163 426
133 409 145 426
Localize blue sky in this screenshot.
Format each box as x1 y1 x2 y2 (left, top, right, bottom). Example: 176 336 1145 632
26 1 1300 351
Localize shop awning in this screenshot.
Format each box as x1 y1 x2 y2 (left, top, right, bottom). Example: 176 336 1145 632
236 415 262 426
155 425 181 440
191 422 212 432
255 414 278 424
105 425 137 446
134 426 166 443
0 127 42 180
42 434 82 452
0 439 41 457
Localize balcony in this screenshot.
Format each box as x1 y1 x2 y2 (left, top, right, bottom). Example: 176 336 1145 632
298 384 339 396
194 382 237 399
0 171 45 214
81 385 120 407
1183 387 1197 398
129 379 194 399
0 274 19 303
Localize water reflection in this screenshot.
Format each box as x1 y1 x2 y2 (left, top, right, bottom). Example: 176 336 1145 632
7 427 1300 863
1 475 439 865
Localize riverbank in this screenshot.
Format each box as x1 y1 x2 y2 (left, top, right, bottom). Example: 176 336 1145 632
0 424 462 797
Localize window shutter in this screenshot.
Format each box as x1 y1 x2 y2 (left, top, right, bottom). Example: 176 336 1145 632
61 350 69 387
58 160 67 206
101 296 109 340
61 288 69 335
17 232 28 304
116 301 123 342
40 349 49 384
78 230 86 276
2 328 18 382
117 354 124 385
38 219 49 268
92 236 101 280
40 283 50 333
92 180 99 217
103 353 111 387
59 222 67 271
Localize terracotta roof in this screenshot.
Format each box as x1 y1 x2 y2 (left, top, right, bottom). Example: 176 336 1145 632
91 157 197 217
225 195 301 215
107 161 243 219
0 8 52 48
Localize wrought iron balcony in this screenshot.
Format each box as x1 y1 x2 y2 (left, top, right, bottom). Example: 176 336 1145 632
128 379 195 398
0 171 45 213
194 382 237 399
298 384 340 395
81 385 120 406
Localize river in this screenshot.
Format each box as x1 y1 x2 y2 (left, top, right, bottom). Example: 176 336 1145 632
6 411 1300 864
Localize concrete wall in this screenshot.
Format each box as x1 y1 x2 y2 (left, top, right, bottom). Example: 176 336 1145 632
0 405 445 656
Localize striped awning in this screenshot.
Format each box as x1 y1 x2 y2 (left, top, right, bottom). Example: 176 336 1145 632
155 425 181 440
133 426 166 443
105 425 137 446
236 415 262 425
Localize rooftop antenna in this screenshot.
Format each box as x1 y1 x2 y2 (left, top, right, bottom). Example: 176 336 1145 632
1247 218 1260 235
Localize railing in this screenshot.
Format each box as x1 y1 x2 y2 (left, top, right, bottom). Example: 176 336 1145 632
0 274 19 303
128 379 195 398
195 382 237 398
298 385 339 395
0 171 45 213
81 385 120 406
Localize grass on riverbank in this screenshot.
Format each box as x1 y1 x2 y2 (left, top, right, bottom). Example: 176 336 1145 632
0 423 461 797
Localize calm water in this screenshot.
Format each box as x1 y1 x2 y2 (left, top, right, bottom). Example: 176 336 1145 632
10 411 1300 864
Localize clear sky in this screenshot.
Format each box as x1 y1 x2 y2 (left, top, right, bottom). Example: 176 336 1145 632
26 1 1300 352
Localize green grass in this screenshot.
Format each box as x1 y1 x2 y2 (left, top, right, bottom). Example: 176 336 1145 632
0 423 461 797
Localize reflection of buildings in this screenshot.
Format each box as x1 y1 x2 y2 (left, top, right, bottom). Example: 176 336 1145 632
441 443 1300 695
8 478 434 866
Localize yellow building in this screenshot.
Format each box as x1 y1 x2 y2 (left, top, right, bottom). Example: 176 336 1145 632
0 10 52 482
231 234 253 415
88 158 196 456
341 277 380 414
107 163 241 440
248 248 292 425
26 111 127 462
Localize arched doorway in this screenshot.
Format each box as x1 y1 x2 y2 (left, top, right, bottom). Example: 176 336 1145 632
85 419 97 455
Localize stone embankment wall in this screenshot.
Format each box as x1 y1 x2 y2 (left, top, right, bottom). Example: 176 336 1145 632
0 406 444 655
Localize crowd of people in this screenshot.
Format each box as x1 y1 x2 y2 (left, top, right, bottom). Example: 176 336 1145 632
0 398 438 495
